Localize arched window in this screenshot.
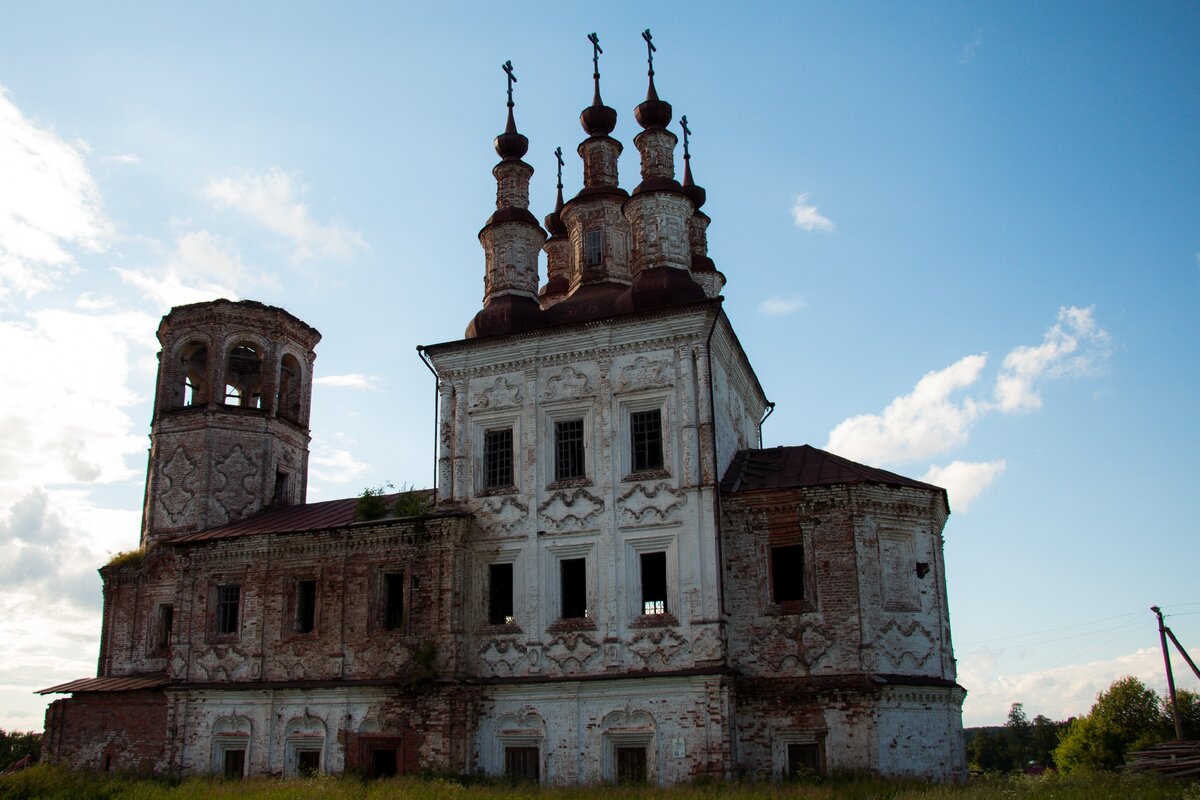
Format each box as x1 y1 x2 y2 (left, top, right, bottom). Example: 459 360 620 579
179 341 207 407
225 344 263 408
277 353 302 422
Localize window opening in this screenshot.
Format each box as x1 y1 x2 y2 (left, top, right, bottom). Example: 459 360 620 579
640 552 668 615
295 579 316 634
181 342 207 406
278 354 302 421
296 749 320 776
584 229 604 266
554 419 585 481
274 471 289 505
615 746 647 783
786 742 821 778
216 585 240 635
504 746 540 782
483 427 514 489
770 544 805 603
488 562 515 625
369 746 398 777
225 344 262 408
155 604 174 651
103 753 113 772
560 557 587 619
630 409 663 472
223 748 246 778
384 573 404 630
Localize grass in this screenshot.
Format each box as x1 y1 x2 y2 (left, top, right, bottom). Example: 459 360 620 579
1 768 1198 800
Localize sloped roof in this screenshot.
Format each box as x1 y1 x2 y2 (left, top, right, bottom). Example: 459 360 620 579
168 490 437 545
721 445 946 499
38 673 167 695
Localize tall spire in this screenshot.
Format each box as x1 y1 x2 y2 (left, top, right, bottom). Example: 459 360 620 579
494 60 529 160
680 115 706 210
634 29 672 130
580 32 617 137
679 115 724 297
540 146 571 308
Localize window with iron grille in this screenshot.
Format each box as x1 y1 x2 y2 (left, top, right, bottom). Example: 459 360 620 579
504 746 540 782
584 229 603 266
630 409 663 472
615 746 647 783
488 562 514 625
216 585 240 635
484 428 514 489
786 742 822 777
640 551 668 615
554 419 585 481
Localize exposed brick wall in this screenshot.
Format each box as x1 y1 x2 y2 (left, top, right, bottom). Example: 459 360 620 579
43 691 169 773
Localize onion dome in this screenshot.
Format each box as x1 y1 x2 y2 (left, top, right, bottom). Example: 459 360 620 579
544 183 567 238
634 30 672 130
494 60 529 160
580 32 617 136
680 115 707 210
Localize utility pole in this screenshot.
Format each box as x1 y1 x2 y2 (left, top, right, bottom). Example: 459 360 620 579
1152 605 1184 741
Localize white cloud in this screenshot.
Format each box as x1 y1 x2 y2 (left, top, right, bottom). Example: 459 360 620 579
102 153 139 165
790 193 835 232
315 373 379 390
958 32 982 64
993 305 1110 413
0 86 112 299
826 354 987 465
758 294 807 316
921 459 1006 512
309 445 370 485
204 168 366 261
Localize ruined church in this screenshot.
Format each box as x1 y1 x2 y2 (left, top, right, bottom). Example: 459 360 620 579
40 37 966 783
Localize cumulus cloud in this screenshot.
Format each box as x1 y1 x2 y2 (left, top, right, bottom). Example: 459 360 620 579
315 373 379 390
116 230 280 309
204 168 366 261
993 306 1110 413
790 193 835 232
921 459 1006 512
309 446 370 486
0 86 112 299
757 294 807 316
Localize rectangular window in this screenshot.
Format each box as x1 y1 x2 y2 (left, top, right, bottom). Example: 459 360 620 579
640 551 668 615
615 746 647 783
786 742 821 777
770 544 805 604
504 746 540 782
154 604 174 651
484 428 514 489
223 747 246 778
554 418 586 481
488 562 515 626
384 573 404 630
297 749 320 776
216 585 240 635
630 409 663 472
369 746 398 778
274 471 289 505
584 229 603 266
560 557 587 619
295 579 316 634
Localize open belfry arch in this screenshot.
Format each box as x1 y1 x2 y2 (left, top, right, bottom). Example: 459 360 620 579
40 32 966 783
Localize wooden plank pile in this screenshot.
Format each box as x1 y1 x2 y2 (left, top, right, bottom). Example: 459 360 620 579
1125 741 1200 777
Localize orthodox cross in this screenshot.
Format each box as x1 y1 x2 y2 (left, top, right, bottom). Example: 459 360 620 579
502 60 517 107
680 115 692 160
588 32 603 77
642 29 656 76
554 147 564 189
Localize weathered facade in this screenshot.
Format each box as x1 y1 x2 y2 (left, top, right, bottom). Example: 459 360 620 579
41 44 966 783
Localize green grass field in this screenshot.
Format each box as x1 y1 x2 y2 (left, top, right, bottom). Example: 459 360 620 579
1 768 1198 800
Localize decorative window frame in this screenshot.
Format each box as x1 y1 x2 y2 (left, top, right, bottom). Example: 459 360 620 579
542 402 593 488
619 394 672 481
207 577 245 643
624 534 678 624
774 729 827 778
283 714 326 777
210 715 252 777
493 712 545 781
878 528 920 612
371 565 411 635
601 709 656 783
472 411 522 496
543 541 596 630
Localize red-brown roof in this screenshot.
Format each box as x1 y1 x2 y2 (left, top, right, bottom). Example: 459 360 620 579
721 445 947 499
38 673 168 695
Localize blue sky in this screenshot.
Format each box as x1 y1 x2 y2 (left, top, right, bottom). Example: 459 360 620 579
0 1 1197 730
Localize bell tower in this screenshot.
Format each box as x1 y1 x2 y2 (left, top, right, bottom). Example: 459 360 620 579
140 299 321 548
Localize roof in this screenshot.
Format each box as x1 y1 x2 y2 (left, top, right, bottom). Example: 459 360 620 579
38 673 168 695
720 445 947 499
169 490 435 545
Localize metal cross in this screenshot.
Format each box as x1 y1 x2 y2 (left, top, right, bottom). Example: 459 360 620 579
588 32 602 77
680 115 692 159
502 60 517 107
642 29 656 76
554 147 564 189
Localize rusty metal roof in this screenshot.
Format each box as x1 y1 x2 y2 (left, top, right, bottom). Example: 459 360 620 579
38 673 168 695
168 490 438 545
721 445 946 498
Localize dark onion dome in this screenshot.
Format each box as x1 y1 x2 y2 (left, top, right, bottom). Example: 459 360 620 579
466 294 544 338
542 281 627 327
615 265 707 315
581 100 617 137
494 106 529 161
681 159 706 211
544 185 567 238
634 74 672 130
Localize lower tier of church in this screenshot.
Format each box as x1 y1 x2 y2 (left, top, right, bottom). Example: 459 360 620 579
42 673 965 782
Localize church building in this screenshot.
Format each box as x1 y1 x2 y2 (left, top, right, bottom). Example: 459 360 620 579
40 35 966 783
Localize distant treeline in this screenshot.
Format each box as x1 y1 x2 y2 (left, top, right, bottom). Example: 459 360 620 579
0 729 40 772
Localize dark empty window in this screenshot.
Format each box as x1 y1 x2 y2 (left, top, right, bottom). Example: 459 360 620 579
554 419 585 481
640 552 668 615
484 428 514 489
216 585 240 635
584 229 604 266
630 409 663 472
274 471 289 505
155 604 174 651
560 558 587 619
384 573 404 630
297 749 320 776
225 344 262 408
369 746 398 777
770 544 805 604
295 579 316 634
488 562 514 626
504 746 540 782
223 748 246 778
615 746 647 783
786 742 821 777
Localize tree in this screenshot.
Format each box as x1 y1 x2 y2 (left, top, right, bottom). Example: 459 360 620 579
1054 676 1166 772
1005 702 1033 767
1163 688 1200 740
1030 714 1061 768
0 729 40 770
